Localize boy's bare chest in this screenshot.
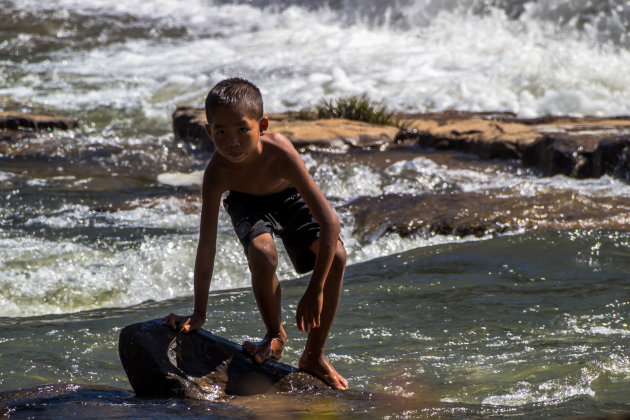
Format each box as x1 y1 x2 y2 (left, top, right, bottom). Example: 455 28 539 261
222 162 291 195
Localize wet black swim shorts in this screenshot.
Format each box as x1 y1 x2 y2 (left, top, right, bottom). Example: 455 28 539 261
223 186 320 274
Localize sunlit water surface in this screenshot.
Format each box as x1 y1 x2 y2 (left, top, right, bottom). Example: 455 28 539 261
2 230 629 418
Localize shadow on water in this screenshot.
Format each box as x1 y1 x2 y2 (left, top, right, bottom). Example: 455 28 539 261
0 383 424 419
1 384 629 419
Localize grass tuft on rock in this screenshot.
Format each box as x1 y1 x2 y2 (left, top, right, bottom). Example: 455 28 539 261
291 95 404 127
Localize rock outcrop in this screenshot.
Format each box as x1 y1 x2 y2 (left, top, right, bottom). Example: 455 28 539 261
402 113 630 180
0 111 77 132
342 191 630 243
1 111 78 143
118 319 328 400
591 135 630 181
172 107 400 153
172 107 214 154
173 107 630 181
269 116 400 150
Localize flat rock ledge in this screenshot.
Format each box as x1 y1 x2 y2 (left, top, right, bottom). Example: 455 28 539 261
402 113 630 180
0 111 77 131
0 111 78 135
1 111 78 141
173 107 630 181
118 319 329 400
172 106 400 154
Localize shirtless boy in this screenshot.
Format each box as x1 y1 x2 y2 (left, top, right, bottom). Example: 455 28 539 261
162 78 348 390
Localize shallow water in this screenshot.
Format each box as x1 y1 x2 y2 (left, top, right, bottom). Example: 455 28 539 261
2 230 629 418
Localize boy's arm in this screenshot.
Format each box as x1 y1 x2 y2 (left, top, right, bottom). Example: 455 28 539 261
163 164 223 332
189 179 222 328
277 136 341 332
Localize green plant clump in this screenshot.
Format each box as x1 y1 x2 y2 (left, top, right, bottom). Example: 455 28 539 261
293 95 402 127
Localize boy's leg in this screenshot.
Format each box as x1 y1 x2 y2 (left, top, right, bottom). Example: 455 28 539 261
298 238 349 390
242 233 286 363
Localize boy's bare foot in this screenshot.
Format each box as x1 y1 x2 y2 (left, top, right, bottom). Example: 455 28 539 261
299 353 349 390
242 332 286 364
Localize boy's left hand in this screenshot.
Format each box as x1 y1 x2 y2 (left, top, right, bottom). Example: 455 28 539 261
162 312 205 332
296 288 323 333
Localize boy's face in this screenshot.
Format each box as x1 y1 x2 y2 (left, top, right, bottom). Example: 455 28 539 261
205 106 268 163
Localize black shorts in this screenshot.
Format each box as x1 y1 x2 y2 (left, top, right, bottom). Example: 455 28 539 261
223 186 320 274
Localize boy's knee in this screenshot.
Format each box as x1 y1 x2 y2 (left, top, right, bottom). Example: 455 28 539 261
333 241 347 270
248 235 278 273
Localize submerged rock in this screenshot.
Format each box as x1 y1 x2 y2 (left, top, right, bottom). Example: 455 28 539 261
0 382 408 418
0 384 137 418
118 319 328 400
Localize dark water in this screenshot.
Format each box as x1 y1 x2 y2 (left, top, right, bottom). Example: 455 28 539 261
2 230 629 418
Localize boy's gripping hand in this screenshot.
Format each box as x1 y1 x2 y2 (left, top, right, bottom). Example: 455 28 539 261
162 312 206 332
296 287 323 333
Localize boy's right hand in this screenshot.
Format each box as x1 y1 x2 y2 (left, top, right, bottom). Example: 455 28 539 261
162 312 205 332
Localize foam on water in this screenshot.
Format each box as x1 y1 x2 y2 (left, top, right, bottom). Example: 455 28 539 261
0 228 264 317
0 234 187 317
156 170 204 187
3 0 630 126
0 212 472 317
0 172 13 183
302 153 630 200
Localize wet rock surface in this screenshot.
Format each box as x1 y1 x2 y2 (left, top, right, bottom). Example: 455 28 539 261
402 113 630 180
0 384 136 418
172 107 214 154
118 319 329 399
0 111 78 143
0 111 77 132
342 191 630 243
591 135 630 181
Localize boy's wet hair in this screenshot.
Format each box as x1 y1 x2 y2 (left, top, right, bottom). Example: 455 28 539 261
205 78 263 123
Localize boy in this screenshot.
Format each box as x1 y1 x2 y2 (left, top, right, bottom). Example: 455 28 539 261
163 78 348 390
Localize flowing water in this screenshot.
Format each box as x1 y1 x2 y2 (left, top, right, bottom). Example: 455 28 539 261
1 0 630 418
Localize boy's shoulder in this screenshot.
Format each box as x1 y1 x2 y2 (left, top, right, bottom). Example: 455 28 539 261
261 131 295 152
253 131 301 166
262 131 305 168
